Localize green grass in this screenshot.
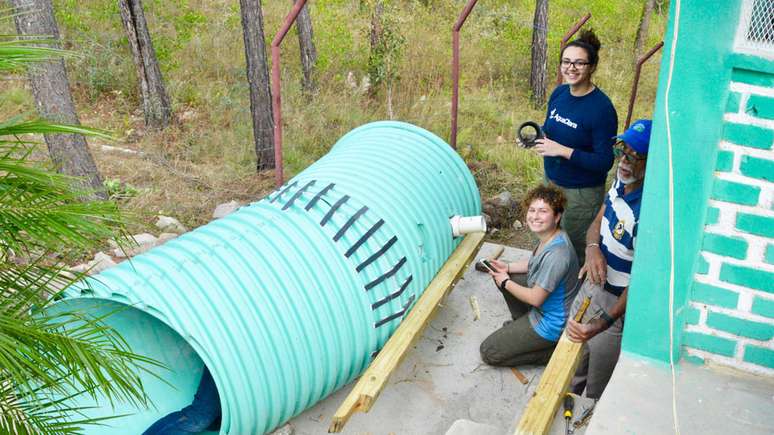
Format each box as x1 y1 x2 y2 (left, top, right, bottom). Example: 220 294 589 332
4 0 667 228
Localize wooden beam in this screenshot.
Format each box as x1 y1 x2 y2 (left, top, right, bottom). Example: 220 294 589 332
329 231 486 432
514 297 591 435
488 244 505 261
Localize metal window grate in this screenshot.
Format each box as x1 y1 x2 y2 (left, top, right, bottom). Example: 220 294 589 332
737 0 774 53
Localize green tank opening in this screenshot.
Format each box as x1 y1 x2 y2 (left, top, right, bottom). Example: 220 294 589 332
47 298 220 434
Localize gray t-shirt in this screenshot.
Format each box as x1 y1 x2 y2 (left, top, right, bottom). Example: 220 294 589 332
526 231 581 341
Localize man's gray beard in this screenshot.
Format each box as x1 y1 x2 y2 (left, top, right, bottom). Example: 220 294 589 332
617 166 642 185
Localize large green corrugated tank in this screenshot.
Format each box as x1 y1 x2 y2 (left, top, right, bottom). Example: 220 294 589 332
58 121 481 434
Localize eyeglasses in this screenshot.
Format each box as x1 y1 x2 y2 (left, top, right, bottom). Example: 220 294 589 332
561 59 591 69
613 142 646 163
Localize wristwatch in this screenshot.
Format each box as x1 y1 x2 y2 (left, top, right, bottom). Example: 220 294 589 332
600 310 615 327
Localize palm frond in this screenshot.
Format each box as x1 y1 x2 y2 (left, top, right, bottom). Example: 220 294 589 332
0 141 125 255
0 371 138 435
0 23 158 435
0 42 71 72
0 265 166 433
0 120 113 141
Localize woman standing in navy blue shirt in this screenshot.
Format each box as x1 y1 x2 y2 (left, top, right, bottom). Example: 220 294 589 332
532 29 618 265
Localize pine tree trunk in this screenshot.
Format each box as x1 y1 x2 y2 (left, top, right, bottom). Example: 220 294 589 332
118 0 171 130
11 0 105 198
367 1 384 99
633 0 655 67
529 0 549 106
239 0 275 171
292 0 317 95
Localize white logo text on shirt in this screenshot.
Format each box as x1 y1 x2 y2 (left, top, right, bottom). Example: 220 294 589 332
549 108 578 129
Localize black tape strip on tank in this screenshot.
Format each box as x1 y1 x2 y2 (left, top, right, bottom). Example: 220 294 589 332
282 180 316 211
334 206 368 242
305 182 335 211
345 219 384 258
371 275 413 310
356 236 397 272
365 257 407 291
269 181 298 203
374 294 415 328
320 195 350 227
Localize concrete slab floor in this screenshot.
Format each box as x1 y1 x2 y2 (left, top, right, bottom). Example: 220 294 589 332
589 352 774 435
288 243 594 435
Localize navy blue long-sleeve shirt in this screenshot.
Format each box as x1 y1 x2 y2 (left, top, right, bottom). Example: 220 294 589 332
542 85 618 188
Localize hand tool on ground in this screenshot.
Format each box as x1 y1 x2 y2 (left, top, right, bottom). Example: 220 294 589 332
510 367 528 385
573 403 595 430
563 393 574 435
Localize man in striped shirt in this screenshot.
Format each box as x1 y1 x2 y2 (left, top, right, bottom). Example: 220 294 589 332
565 119 652 399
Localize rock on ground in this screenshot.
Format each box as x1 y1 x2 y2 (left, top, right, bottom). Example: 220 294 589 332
157 232 178 245
113 233 158 258
269 423 294 435
482 191 520 230
213 201 241 219
86 251 116 274
155 215 188 234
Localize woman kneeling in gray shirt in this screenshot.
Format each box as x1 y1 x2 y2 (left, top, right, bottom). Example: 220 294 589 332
480 184 581 367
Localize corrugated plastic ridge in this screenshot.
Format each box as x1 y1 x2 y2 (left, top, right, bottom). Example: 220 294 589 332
63 121 481 434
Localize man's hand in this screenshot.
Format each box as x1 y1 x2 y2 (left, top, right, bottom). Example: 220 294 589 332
533 138 572 159
579 245 607 284
566 318 607 343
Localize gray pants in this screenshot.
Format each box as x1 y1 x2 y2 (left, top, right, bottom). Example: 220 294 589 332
479 274 556 367
569 279 624 399
547 182 605 266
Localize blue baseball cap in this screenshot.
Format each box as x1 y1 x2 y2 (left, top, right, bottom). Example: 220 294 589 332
615 119 652 155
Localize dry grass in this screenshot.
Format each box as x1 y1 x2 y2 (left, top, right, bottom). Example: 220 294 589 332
1 0 667 243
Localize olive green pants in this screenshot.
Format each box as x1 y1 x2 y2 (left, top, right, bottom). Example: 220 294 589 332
479 274 556 367
546 182 606 266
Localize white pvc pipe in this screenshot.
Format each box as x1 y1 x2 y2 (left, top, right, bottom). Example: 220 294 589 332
449 215 487 237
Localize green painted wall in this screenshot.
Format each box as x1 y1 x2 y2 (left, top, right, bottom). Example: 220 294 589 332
621 0 744 362
685 59 774 372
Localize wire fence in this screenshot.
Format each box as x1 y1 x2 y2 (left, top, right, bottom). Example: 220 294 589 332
737 0 774 53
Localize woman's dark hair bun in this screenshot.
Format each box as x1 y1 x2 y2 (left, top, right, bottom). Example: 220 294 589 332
577 29 601 52
561 28 601 65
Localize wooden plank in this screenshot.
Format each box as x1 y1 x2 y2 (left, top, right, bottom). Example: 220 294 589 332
514 297 591 435
488 244 505 261
329 231 486 433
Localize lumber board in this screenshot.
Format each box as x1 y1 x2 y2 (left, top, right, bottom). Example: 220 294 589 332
328 232 486 433
514 298 590 435
488 244 505 261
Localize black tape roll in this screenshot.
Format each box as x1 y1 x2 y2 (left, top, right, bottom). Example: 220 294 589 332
517 121 544 148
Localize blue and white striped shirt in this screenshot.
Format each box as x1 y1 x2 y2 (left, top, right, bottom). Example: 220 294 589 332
600 179 642 296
